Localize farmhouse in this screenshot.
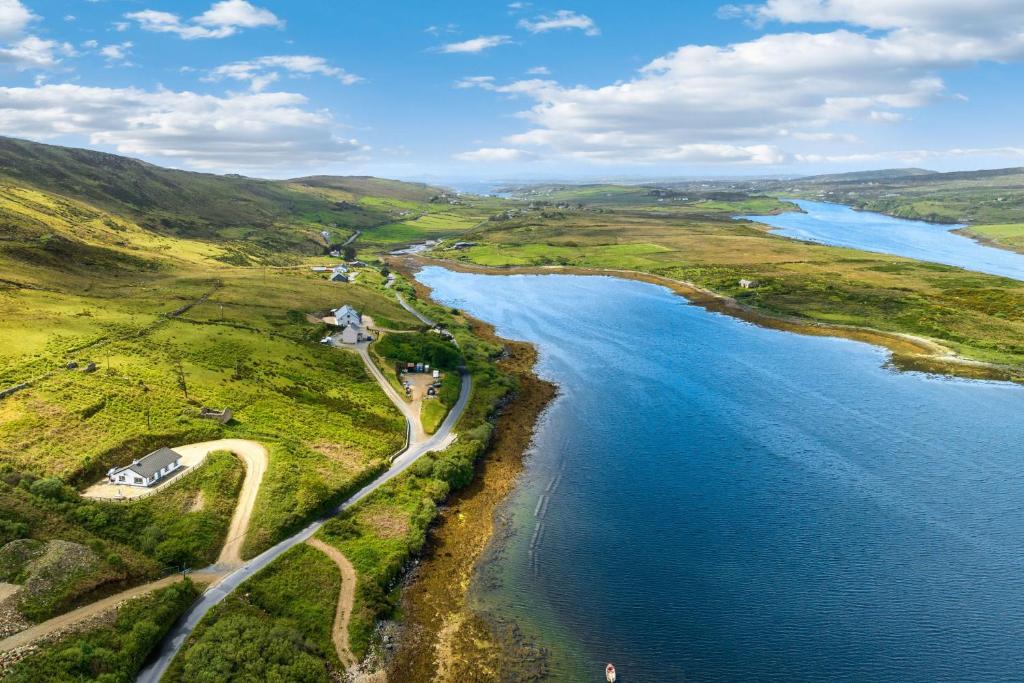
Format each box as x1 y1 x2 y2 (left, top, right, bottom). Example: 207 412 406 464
333 305 362 327
107 447 182 488
739 278 759 289
341 324 371 344
330 272 349 282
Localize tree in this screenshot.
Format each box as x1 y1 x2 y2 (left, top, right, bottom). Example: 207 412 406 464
342 244 356 261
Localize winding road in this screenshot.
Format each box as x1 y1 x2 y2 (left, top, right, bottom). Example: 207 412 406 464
135 359 471 682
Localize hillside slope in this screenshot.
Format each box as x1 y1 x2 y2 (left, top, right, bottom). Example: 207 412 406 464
0 137 443 255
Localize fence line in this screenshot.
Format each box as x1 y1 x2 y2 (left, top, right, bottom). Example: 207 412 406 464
85 458 209 504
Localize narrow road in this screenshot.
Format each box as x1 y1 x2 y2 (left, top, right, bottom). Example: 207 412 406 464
396 291 436 327
357 344 425 445
0 572 221 654
136 366 472 682
305 538 357 669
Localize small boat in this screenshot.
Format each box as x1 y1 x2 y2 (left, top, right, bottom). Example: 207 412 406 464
606 663 616 682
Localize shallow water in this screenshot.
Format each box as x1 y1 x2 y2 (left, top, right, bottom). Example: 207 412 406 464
749 200 1024 281
419 266 1024 682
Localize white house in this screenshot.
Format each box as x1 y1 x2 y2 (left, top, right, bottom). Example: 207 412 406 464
341 324 371 344
333 305 362 327
739 279 759 289
107 447 182 488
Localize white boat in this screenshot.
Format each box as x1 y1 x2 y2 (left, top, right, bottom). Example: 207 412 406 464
606 663 616 682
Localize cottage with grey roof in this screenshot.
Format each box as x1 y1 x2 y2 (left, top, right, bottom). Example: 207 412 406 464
107 447 183 488
332 304 362 327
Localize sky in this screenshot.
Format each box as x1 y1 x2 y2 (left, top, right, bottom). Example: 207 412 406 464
2 0 1024 181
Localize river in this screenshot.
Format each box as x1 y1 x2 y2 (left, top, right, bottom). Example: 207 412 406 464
748 200 1024 281
418 266 1024 682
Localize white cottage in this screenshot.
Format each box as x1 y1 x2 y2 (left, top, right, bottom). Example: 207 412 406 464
107 447 182 488
333 305 362 327
341 324 370 344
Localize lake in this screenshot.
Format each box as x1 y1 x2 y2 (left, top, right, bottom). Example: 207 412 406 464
749 200 1024 281
418 266 1024 682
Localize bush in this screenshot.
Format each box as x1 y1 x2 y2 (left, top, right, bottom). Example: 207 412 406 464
375 333 463 370
4 580 200 683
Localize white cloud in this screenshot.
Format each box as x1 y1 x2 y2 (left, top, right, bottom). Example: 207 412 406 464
455 147 535 162
518 10 600 36
100 42 132 62
467 10 1024 165
126 0 282 40
795 146 1024 164
425 23 458 36
0 83 365 171
0 0 35 40
869 110 905 123
81 40 98 49
0 36 75 70
206 55 362 92
437 35 512 54
526 65 550 75
739 0 1024 33
63 14 75 22
454 75 496 89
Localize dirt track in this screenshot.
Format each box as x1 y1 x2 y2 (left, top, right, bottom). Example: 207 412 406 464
306 538 358 669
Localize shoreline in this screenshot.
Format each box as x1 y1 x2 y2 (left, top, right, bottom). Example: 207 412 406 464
383 262 558 681
404 255 1020 383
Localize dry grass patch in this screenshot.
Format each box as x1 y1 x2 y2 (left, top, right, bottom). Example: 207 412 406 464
358 507 410 540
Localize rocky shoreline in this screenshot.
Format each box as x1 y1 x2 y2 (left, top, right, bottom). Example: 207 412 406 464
382 266 557 681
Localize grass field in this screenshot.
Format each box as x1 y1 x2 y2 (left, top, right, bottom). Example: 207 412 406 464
957 223 1024 253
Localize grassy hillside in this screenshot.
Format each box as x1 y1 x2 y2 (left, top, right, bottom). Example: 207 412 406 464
0 138 452 640
0 137 452 258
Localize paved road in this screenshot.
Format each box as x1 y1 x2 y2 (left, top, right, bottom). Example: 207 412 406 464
136 370 471 682
396 291 436 327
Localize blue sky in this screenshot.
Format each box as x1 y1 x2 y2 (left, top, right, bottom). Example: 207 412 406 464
2 0 1024 181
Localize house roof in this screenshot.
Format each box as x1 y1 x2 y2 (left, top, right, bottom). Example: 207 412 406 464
333 304 359 317
113 447 181 479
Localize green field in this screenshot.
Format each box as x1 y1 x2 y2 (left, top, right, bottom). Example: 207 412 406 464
957 223 1024 253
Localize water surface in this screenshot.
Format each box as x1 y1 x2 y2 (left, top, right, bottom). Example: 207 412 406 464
749 200 1024 281
419 266 1024 682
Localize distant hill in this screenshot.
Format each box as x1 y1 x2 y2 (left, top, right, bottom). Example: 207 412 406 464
795 168 936 183
289 175 440 203
0 137 438 245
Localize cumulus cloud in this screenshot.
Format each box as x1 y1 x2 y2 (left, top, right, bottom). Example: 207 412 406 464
736 0 1024 33
0 36 74 70
0 84 365 171
455 147 535 162
206 55 362 92
465 3 1024 165
518 10 600 36
526 65 551 75
126 0 282 40
99 42 132 62
437 35 512 54
0 0 35 40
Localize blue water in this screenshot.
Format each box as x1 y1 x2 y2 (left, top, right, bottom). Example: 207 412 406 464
749 200 1024 281
418 266 1024 682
